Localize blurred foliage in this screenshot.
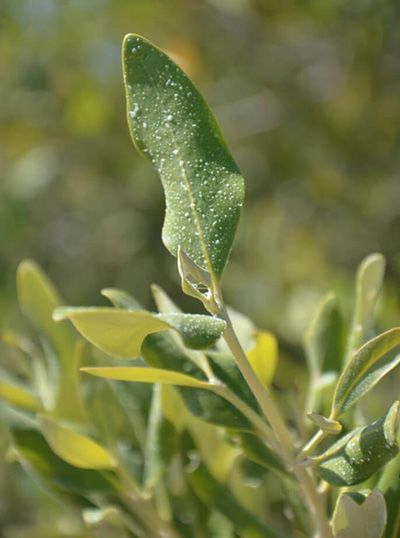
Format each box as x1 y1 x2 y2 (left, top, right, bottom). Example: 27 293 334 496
1 0 400 535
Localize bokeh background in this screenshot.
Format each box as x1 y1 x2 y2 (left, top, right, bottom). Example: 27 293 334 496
1 0 400 534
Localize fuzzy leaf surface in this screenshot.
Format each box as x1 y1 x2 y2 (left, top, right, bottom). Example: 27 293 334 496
123 34 244 277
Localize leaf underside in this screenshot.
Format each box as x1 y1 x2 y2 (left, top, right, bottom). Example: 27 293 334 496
123 34 244 277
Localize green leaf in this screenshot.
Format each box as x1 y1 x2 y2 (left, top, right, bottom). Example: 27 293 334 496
151 283 182 314
237 432 288 478
101 287 141 309
207 351 259 412
123 34 244 278
11 427 115 495
81 366 210 388
158 313 225 349
331 328 400 418
0 379 41 411
315 401 400 486
16 260 86 422
378 456 400 538
143 384 178 489
304 292 344 375
54 307 225 356
39 415 116 470
187 461 285 538
332 489 387 538
345 253 386 361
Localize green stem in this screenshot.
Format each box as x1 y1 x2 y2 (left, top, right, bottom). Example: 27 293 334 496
218 302 333 538
299 429 328 460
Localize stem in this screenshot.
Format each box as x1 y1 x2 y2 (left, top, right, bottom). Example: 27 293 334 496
299 429 328 460
218 301 333 538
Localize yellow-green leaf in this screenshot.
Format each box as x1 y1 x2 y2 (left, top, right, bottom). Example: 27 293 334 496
0 380 41 411
39 416 116 470
247 331 277 386
345 253 386 361
54 307 169 358
81 366 210 389
16 260 86 423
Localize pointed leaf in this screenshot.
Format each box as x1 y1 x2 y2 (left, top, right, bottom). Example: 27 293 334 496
315 401 400 486
304 293 344 374
332 489 387 538
12 427 115 495
143 384 178 489
331 328 400 418
39 416 116 470
81 366 210 388
123 34 244 278
247 331 278 386
345 253 386 361
16 261 86 422
0 380 41 411
101 287 141 309
151 284 182 313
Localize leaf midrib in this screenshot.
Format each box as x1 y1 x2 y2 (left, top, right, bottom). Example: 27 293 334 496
135 49 216 278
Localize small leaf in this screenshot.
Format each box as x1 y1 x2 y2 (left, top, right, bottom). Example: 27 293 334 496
101 288 141 309
123 34 244 279
143 384 178 489
315 401 400 486
12 427 115 495
177 248 217 312
332 489 387 538
247 331 278 387
54 307 225 357
151 284 182 313
304 293 344 375
306 413 342 434
331 328 400 418
81 366 210 388
345 253 385 361
39 416 116 470
0 381 41 411
17 260 86 422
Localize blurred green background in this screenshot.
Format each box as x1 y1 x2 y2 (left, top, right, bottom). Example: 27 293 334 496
1 0 400 535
